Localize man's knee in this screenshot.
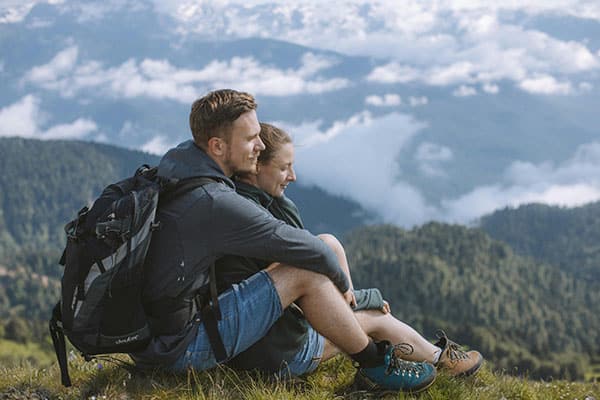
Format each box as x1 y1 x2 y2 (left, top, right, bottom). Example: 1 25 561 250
265 262 333 306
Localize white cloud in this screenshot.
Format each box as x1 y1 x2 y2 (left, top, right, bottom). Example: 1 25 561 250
366 63 420 84
0 95 96 139
578 82 593 92
365 94 401 107
518 74 573 95
24 46 79 86
409 96 428 107
42 118 97 139
141 135 174 155
482 83 499 94
441 142 600 222
415 141 453 177
453 85 477 97
284 111 435 226
23 47 349 101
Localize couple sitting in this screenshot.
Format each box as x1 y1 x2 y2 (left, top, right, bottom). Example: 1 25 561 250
133 89 482 395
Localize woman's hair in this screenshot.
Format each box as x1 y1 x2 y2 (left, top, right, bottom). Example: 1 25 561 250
258 122 292 164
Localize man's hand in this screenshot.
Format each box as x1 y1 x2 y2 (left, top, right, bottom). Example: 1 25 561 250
343 289 357 308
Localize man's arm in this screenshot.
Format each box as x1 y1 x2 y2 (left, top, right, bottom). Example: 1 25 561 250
209 189 350 293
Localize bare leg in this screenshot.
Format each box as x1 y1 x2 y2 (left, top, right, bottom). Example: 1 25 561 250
265 263 369 355
315 234 438 362
354 310 439 363
320 310 438 363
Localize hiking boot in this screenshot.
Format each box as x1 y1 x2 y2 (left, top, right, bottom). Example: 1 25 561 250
434 330 483 376
354 343 437 394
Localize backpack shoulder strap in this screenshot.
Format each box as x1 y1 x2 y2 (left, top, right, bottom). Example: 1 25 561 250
159 177 217 206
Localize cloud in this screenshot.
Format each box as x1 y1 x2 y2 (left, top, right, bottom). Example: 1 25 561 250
441 142 600 222
141 135 175 155
23 47 349 101
0 95 96 139
452 85 477 97
278 111 600 226
365 94 401 107
24 46 79 85
366 63 420 84
281 111 436 226
482 83 499 94
408 96 428 107
415 142 453 177
518 74 573 95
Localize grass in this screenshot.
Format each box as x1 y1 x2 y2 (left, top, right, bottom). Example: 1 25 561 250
0 353 598 400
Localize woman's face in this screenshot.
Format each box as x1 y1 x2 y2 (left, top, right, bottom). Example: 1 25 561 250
256 142 296 197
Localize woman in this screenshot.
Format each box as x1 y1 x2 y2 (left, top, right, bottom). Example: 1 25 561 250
216 123 483 378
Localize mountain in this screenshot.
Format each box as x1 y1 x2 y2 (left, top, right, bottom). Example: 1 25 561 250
1 138 599 380
478 202 600 281
345 223 600 380
1 1 600 226
0 137 368 259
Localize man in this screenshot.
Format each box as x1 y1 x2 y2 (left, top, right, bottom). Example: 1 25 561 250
132 89 437 393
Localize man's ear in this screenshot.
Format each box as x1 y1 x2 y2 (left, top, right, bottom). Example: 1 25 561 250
207 136 225 157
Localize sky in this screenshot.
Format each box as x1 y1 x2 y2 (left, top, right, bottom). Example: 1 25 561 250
1 0 600 225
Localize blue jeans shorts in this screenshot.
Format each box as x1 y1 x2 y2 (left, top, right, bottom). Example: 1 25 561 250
278 324 325 377
172 270 283 372
171 270 325 376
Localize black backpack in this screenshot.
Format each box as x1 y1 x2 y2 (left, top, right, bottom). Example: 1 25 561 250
49 165 218 387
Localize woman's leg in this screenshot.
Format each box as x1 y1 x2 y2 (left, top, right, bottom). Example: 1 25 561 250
319 310 439 364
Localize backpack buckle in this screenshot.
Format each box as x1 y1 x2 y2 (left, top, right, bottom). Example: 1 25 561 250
65 206 89 240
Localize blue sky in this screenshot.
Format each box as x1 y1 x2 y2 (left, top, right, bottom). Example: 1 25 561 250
1 0 600 225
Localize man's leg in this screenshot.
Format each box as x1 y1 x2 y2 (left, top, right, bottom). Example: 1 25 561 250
265 263 370 355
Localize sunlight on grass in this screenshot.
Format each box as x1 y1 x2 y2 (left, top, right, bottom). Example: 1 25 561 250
0 354 598 399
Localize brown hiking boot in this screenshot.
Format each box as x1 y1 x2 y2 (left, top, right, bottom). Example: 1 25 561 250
434 331 483 377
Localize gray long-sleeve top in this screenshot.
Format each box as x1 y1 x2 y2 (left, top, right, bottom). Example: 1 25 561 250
131 140 348 367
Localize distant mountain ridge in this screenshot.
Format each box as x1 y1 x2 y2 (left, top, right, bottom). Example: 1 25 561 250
0 137 368 258
479 202 600 281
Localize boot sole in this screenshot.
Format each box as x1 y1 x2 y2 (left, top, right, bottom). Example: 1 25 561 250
353 370 437 394
453 358 484 377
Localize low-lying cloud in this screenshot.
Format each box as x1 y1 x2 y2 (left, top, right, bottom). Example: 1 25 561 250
0 95 96 140
23 47 349 102
278 111 437 226
277 111 600 227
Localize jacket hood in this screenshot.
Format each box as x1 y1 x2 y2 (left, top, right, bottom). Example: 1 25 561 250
158 140 235 188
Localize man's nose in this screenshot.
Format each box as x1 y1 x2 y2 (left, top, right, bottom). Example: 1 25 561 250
288 167 296 182
256 137 266 151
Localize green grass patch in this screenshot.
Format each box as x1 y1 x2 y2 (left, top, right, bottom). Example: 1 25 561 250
0 355 599 400
0 338 55 368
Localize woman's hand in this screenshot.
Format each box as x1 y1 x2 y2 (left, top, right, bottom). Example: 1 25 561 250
381 300 390 314
343 289 357 308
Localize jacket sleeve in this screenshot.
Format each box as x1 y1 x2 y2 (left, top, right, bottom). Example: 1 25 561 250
209 189 349 293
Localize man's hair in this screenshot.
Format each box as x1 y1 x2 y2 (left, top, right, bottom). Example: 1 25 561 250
189 89 257 147
258 122 292 164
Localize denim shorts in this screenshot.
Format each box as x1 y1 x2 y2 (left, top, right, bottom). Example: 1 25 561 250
278 325 325 377
171 270 283 372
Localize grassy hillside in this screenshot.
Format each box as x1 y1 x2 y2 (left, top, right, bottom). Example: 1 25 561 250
1 352 598 400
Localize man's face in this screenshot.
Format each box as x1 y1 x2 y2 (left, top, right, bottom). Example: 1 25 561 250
222 110 265 176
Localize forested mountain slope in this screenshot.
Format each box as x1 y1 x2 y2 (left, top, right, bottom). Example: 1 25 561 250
479 202 600 281
345 223 600 380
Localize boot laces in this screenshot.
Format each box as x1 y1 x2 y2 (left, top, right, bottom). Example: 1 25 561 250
436 330 470 362
385 344 424 377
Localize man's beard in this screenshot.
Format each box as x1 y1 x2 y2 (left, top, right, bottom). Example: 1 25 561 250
224 150 258 176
